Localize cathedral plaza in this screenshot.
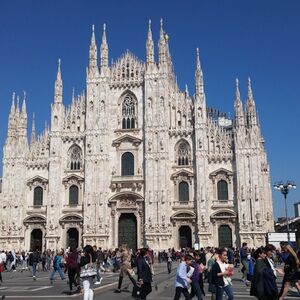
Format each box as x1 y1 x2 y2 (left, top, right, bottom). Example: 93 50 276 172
0 18 274 252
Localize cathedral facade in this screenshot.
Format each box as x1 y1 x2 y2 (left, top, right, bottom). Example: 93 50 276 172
0 21 274 251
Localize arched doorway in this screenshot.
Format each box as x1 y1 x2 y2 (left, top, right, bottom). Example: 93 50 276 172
118 213 137 250
218 225 232 248
179 226 192 249
30 229 43 251
67 228 79 248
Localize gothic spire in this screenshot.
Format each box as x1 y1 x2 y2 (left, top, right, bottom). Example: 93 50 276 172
15 95 20 117
21 91 27 117
158 18 167 66
89 24 98 75
54 58 63 103
195 48 204 97
30 113 36 145
10 92 15 115
146 19 154 66
234 78 244 127
7 92 16 137
100 23 109 69
246 77 257 126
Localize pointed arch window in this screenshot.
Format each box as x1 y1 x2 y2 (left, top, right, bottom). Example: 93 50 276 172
217 180 228 201
179 181 189 202
176 141 191 166
122 94 137 129
121 152 134 176
69 185 79 205
68 145 82 171
33 186 43 206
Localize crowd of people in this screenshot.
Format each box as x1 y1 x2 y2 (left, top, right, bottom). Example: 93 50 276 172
0 241 299 300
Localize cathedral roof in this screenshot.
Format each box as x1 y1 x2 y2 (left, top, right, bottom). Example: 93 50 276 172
110 50 145 88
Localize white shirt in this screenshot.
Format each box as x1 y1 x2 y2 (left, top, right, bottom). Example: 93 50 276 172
0 252 6 264
217 260 232 286
267 257 276 277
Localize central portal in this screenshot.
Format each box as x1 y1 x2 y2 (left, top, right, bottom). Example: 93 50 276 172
118 213 137 250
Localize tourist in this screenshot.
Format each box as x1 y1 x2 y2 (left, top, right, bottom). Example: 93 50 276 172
173 254 193 300
32 249 41 280
207 252 217 300
190 252 204 300
0 251 5 283
92 245 102 285
240 242 249 284
135 248 153 299
167 248 172 274
50 250 65 283
278 242 300 300
114 245 136 293
212 248 234 300
80 245 96 300
250 247 268 299
66 246 79 293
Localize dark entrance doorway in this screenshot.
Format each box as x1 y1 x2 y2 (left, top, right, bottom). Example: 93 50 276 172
67 228 79 248
118 213 137 250
30 229 43 251
179 226 192 248
218 225 232 248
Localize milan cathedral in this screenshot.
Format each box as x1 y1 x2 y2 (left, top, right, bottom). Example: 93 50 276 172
0 21 274 251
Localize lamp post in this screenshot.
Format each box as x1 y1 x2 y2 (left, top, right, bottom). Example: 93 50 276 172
274 181 296 243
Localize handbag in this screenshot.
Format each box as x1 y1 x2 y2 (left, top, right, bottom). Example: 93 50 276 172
80 254 97 278
132 285 145 299
0 263 4 273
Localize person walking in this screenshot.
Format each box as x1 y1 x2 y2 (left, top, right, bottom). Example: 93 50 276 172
114 246 136 293
92 245 103 285
278 242 300 300
250 247 268 299
240 243 249 284
0 251 5 283
67 246 79 293
79 245 97 300
212 248 234 300
207 252 217 300
190 252 204 300
167 248 172 274
135 248 153 299
173 254 193 300
32 249 40 280
50 250 65 284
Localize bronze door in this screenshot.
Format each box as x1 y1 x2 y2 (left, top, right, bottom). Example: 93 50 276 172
118 213 137 250
218 225 232 248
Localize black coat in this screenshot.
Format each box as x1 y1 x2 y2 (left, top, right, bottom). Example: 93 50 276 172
137 257 152 283
211 262 224 287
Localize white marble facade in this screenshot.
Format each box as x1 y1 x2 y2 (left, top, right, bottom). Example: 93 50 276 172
0 21 274 251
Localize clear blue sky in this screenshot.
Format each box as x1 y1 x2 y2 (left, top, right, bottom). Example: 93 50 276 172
0 0 299 218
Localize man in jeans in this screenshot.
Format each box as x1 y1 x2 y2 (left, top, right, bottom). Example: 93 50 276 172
240 242 249 284
173 254 193 300
32 249 40 280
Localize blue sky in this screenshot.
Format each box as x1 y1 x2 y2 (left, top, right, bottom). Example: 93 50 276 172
0 0 299 218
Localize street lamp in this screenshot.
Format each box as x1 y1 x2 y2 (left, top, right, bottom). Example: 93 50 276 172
274 181 296 243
